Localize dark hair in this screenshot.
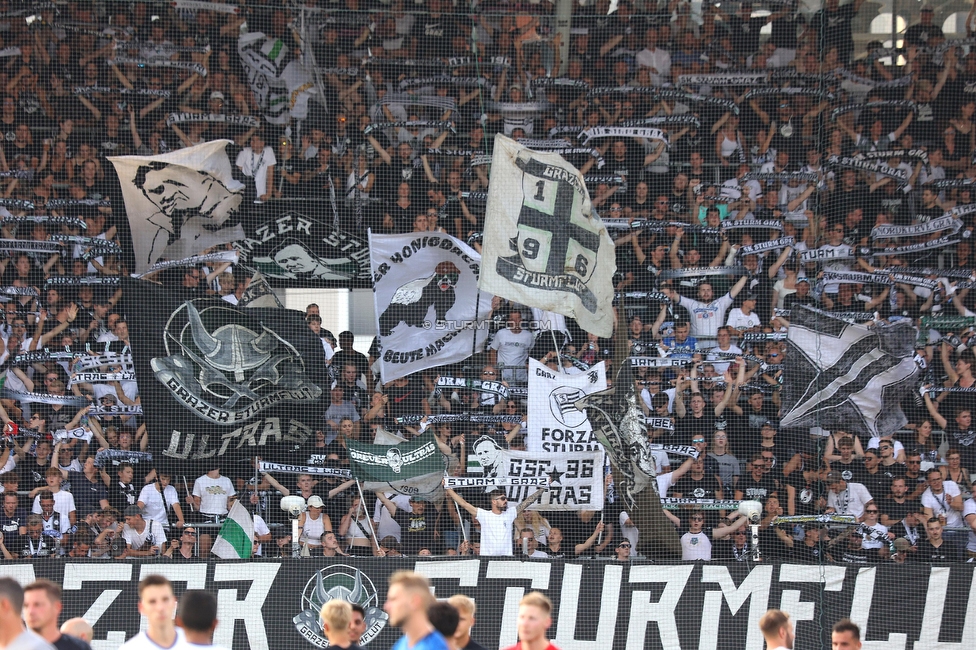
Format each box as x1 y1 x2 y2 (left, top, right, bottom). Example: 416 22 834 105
832 619 860 640
351 603 365 617
488 488 506 500
177 590 218 632
24 579 62 603
138 574 173 598
0 577 24 612
428 602 460 639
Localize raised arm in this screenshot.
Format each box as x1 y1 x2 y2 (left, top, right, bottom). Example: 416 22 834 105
444 481 479 517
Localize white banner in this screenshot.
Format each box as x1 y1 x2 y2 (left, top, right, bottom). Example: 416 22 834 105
108 140 245 273
525 357 606 453
480 135 616 337
238 33 316 124
370 232 493 383
467 435 604 510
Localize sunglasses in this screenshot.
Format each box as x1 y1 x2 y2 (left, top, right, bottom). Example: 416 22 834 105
183 530 196 536
692 439 706 444
482 371 496 376
494 496 508 501
865 510 879 514
618 544 631 548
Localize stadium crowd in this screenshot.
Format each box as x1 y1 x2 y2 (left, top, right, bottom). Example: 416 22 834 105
0 0 975 565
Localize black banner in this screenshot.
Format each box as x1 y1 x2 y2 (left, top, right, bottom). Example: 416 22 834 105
10 560 976 650
234 210 372 288
123 279 329 472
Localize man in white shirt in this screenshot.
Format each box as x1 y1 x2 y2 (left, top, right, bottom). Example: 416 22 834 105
488 310 535 382
635 26 670 86
444 484 546 556
517 528 549 558
235 131 276 202
707 327 743 374
120 506 166 558
825 472 874 520
920 468 965 531
119 575 187 650
191 464 236 557
664 276 749 344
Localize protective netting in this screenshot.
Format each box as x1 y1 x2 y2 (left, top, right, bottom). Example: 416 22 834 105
2 0 976 649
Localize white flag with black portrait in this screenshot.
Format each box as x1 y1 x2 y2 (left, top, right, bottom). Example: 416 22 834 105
370 232 493 383
109 140 245 274
480 135 616 337
525 357 607 453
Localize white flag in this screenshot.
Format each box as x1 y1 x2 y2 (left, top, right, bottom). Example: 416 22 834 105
480 134 616 337
525 358 607 453
238 33 317 124
108 140 245 273
370 232 493 383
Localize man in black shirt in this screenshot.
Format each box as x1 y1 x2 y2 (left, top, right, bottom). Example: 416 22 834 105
375 492 435 555
0 493 27 553
24 579 93 650
63 457 109 520
917 516 963 561
734 454 780 502
331 332 370 381
103 463 138 514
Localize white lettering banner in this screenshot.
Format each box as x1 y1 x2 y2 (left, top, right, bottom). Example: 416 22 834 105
525 358 607 453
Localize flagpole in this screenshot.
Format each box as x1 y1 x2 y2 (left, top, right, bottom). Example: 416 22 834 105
551 329 563 369
445 471 468 547
354 479 380 553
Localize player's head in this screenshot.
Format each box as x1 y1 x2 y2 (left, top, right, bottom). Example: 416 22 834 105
176 590 218 635
0 577 23 621
516 592 552 644
349 603 366 643
832 619 861 650
759 609 794 649
447 595 476 641
61 618 94 643
384 571 434 629
428 601 460 642
138 575 177 628
321 600 353 644
23 579 62 634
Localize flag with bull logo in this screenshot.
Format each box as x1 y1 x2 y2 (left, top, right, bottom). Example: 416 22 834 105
525 358 607 453
779 305 920 438
370 231 493 383
480 135 616 337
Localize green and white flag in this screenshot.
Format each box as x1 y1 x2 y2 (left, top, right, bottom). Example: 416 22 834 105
211 500 254 559
347 431 446 498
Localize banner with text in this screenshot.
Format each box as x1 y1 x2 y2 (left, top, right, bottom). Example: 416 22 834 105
525 358 607 453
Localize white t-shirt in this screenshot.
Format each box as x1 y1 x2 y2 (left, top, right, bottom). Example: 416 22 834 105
678 293 735 339
861 522 889 549
963 498 976 553
726 308 761 331
476 506 519 556
818 244 853 294
706 344 743 374
681 529 712 560
827 481 873 519
618 511 639 556
122 518 167 551
119 628 189 650
253 513 271 557
192 475 236 516
921 481 964 528
32 491 76 533
489 328 535 367
138 483 180 527
235 145 277 198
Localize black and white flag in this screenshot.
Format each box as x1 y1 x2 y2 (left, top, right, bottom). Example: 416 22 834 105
238 33 317 124
370 232 493 383
109 140 245 274
779 306 920 438
526 358 607 453
124 279 329 472
481 135 616 337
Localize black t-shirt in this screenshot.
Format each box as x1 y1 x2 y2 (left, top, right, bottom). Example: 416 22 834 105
735 473 779 501
795 540 829 563
64 471 108 517
19 458 51 491
880 496 917 525
54 634 93 650
412 15 456 58
673 474 722 501
393 507 435 554
917 538 963 562
20 535 53 557
675 413 715 443
107 480 138 513
787 475 828 516
462 640 488 650
0 507 28 551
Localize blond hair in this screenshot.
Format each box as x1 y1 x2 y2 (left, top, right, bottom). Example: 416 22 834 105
320 600 352 632
389 571 434 608
759 609 791 638
519 592 552 616
448 594 476 617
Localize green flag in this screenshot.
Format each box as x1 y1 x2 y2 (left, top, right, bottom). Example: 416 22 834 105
347 431 446 496
211 500 253 559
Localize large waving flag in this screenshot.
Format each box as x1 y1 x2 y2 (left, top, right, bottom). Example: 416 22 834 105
347 431 446 498
370 231 492 383
480 135 616 337
109 140 245 273
212 501 254 559
779 306 920 438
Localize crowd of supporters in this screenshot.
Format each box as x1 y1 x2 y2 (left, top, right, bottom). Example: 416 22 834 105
0 0 976 563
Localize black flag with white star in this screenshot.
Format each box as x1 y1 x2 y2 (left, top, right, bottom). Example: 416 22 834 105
779 306 920 438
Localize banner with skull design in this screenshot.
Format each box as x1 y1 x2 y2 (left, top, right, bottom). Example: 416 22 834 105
370 231 494 383
525 358 607 454
123 278 330 472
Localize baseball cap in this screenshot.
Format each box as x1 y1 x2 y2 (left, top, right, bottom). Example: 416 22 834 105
826 471 844 484
920 4 934 11
893 537 912 552
796 276 810 284
761 419 777 428
124 505 142 517
210 91 225 101
409 495 428 503
306 495 325 508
